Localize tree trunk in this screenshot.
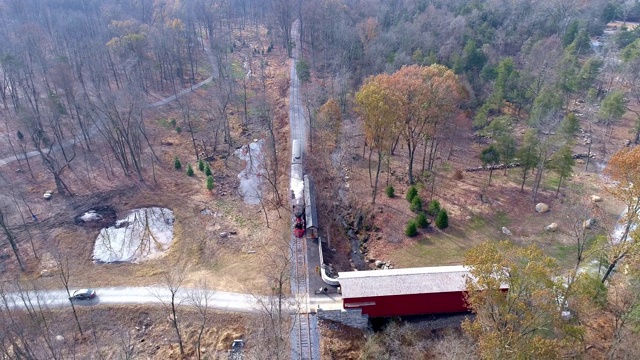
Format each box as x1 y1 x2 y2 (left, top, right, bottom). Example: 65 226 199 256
390 135 400 155
171 296 185 355
368 147 373 187
531 160 545 202
0 209 25 271
601 256 623 283
372 150 383 204
407 140 416 185
521 167 528 192
555 175 563 197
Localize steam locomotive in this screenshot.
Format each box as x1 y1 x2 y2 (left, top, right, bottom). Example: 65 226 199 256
291 140 317 239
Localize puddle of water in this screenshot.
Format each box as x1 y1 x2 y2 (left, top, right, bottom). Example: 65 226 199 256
235 140 264 205
92 207 175 263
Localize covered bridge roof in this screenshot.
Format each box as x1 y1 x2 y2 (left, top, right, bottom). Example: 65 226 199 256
338 265 473 298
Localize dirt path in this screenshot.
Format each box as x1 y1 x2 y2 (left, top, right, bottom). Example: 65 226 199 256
5 286 341 314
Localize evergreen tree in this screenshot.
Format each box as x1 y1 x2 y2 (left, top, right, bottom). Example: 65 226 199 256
174 157 182 170
296 60 311 83
198 159 205 171
405 220 418 237
435 209 449 229
427 200 441 216
562 20 580 47
480 145 501 185
406 186 418 202
186 164 194 176
517 129 540 191
416 212 429 228
385 185 395 198
206 176 214 191
567 29 592 55
410 196 423 213
548 144 575 197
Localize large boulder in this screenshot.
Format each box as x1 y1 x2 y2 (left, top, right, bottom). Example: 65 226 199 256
591 195 603 202
545 223 559 232
535 203 550 213
583 218 596 229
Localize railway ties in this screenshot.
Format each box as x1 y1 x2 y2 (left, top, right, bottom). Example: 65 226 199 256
297 312 312 360
292 236 315 360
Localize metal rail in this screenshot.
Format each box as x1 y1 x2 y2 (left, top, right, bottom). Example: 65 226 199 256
293 237 313 360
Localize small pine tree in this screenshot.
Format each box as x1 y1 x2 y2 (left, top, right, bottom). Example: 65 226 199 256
206 175 214 191
186 164 194 176
176 126 182 133
405 220 418 237
385 185 395 198
174 157 182 170
204 165 212 176
416 213 429 228
406 186 418 202
198 159 205 171
410 196 423 213
427 200 441 216
435 209 449 229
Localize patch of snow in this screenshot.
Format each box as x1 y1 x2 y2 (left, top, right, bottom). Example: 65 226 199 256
80 211 103 222
92 207 174 263
235 140 265 205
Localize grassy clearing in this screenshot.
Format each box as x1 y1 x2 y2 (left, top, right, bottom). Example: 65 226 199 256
390 212 506 266
389 205 524 267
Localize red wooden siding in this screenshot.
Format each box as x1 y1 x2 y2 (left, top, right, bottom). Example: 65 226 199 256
343 291 469 317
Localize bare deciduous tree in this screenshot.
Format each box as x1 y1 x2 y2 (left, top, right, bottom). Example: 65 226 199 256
55 252 84 336
188 281 213 360
154 266 187 356
0 207 25 271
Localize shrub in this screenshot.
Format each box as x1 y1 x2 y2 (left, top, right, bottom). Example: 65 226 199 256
169 118 176 127
186 164 194 176
385 185 395 198
296 60 311 83
198 159 205 171
206 175 214 191
416 213 429 228
435 209 449 229
453 169 463 180
174 157 182 170
410 196 422 213
427 200 441 216
405 220 418 237
204 165 212 176
406 186 418 202
176 126 182 133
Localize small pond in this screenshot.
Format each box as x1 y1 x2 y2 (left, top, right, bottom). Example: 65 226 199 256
92 207 175 263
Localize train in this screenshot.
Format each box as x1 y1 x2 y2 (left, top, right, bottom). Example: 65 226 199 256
291 139 318 240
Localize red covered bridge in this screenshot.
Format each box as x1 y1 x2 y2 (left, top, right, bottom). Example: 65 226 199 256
338 265 476 317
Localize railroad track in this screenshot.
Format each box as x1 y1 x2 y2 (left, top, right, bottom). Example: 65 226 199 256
293 236 313 360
